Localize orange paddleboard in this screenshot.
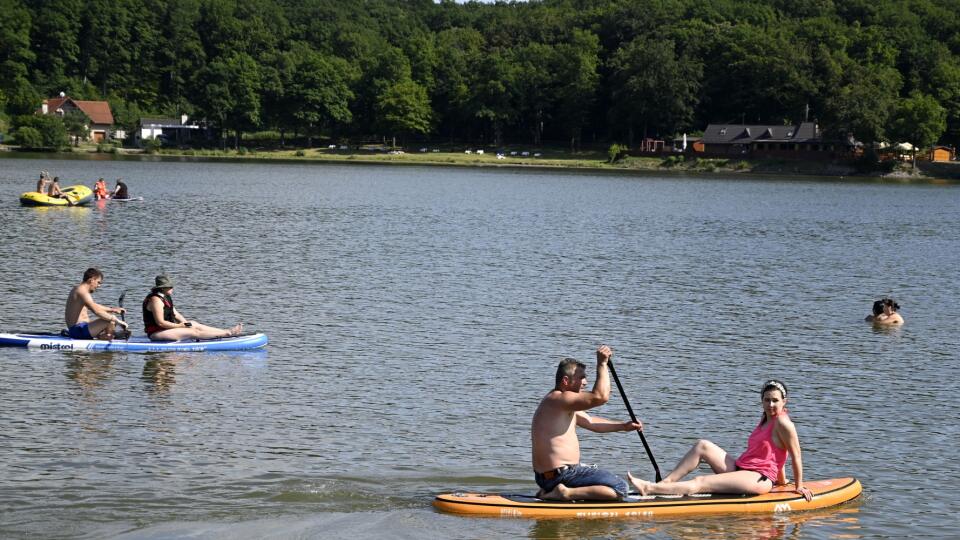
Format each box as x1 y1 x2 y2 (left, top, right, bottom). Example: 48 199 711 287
434 477 862 518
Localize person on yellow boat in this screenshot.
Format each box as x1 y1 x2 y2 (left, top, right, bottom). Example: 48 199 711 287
47 176 77 205
93 177 109 200
627 380 813 502
36 171 50 194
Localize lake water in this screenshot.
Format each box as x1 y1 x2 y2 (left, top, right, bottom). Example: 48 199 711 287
0 154 958 539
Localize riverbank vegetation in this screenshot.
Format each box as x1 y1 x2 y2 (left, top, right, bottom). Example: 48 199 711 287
1 0 958 155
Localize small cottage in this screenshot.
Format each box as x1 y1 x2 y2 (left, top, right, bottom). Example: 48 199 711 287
930 146 953 162
37 96 114 142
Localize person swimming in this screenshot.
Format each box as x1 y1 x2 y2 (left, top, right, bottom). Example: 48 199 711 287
869 298 903 325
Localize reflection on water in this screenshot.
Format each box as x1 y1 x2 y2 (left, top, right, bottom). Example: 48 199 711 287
141 354 185 393
64 353 115 393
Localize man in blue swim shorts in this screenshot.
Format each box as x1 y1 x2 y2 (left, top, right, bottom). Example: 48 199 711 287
64 268 128 340
531 345 643 500
67 321 94 339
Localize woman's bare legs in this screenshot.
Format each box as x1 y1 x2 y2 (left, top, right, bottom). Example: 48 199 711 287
148 322 243 341
626 438 770 496
662 439 737 482
629 470 772 496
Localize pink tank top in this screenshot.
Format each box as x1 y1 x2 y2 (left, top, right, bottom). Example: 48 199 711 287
734 416 787 481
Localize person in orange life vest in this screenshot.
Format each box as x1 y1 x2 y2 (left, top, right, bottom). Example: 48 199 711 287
142 274 243 341
628 380 813 502
93 177 109 199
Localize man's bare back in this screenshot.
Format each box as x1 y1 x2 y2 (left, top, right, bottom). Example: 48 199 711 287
65 283 95 327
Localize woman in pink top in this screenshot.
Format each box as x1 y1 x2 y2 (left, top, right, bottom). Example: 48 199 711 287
628 380 813 501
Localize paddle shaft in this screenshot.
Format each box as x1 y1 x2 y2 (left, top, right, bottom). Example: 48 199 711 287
118 291 129 340
607 359 662 482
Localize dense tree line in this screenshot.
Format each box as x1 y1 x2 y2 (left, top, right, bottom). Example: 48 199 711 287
0 0 956 149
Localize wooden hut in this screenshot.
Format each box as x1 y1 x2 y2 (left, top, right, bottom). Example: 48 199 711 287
930 146 953 162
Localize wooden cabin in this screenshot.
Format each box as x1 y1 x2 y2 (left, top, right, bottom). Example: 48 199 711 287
930 146 953 162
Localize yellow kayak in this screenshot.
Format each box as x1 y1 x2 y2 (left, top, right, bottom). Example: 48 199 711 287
20 185 94 206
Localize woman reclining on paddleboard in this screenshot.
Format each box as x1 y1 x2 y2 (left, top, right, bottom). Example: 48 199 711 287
143 274 243 341
628 380 813 502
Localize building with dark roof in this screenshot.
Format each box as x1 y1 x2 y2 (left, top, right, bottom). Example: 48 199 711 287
701 122 856 160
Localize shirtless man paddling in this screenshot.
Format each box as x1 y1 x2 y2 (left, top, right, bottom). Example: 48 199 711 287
65 268 128 340
531 345 642 501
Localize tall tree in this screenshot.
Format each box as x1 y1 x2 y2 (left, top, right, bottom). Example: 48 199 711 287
0 0 39 114
608 37 702 145
821 62 902 143
888 91 947 166
195 51 262 148
284 45 355 146
31 0 84 93
553 29 600 151
376 79 431 145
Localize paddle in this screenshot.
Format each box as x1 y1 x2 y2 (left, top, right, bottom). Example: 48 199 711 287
608 359 662 482
118 291 130 340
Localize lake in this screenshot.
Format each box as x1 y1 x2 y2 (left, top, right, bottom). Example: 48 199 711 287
0 154 957 539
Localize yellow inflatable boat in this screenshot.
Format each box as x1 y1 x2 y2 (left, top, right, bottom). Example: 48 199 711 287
20 185 94 207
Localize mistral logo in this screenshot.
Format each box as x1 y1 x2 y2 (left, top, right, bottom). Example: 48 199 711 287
773 502 792 513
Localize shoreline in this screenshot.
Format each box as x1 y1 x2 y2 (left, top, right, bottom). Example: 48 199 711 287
3 144 958 183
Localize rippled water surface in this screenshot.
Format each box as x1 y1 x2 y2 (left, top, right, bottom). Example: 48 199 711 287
1 155 958 539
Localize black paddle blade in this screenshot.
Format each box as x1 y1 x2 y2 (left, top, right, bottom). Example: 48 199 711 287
118 291 127 322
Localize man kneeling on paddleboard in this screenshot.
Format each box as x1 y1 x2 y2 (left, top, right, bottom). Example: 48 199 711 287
532 345 642 501
64 268 129 340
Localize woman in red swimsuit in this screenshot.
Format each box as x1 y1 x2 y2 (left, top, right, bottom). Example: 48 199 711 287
628 380 813 501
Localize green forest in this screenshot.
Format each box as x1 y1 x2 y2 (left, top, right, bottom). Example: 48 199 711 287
0 0 957 150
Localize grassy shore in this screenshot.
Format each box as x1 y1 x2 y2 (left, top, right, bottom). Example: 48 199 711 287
121 145 861 176
6 141 958 180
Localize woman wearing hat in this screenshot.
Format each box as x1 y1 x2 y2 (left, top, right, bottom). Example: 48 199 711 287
142 275 243 341
627 380 813 501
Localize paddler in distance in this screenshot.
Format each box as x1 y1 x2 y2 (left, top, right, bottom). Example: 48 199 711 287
532 345 642 501
627 379 813 502
111 178 129 199
64 267 128 340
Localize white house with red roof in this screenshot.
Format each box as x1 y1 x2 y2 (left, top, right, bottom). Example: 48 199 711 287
37 95 115 142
